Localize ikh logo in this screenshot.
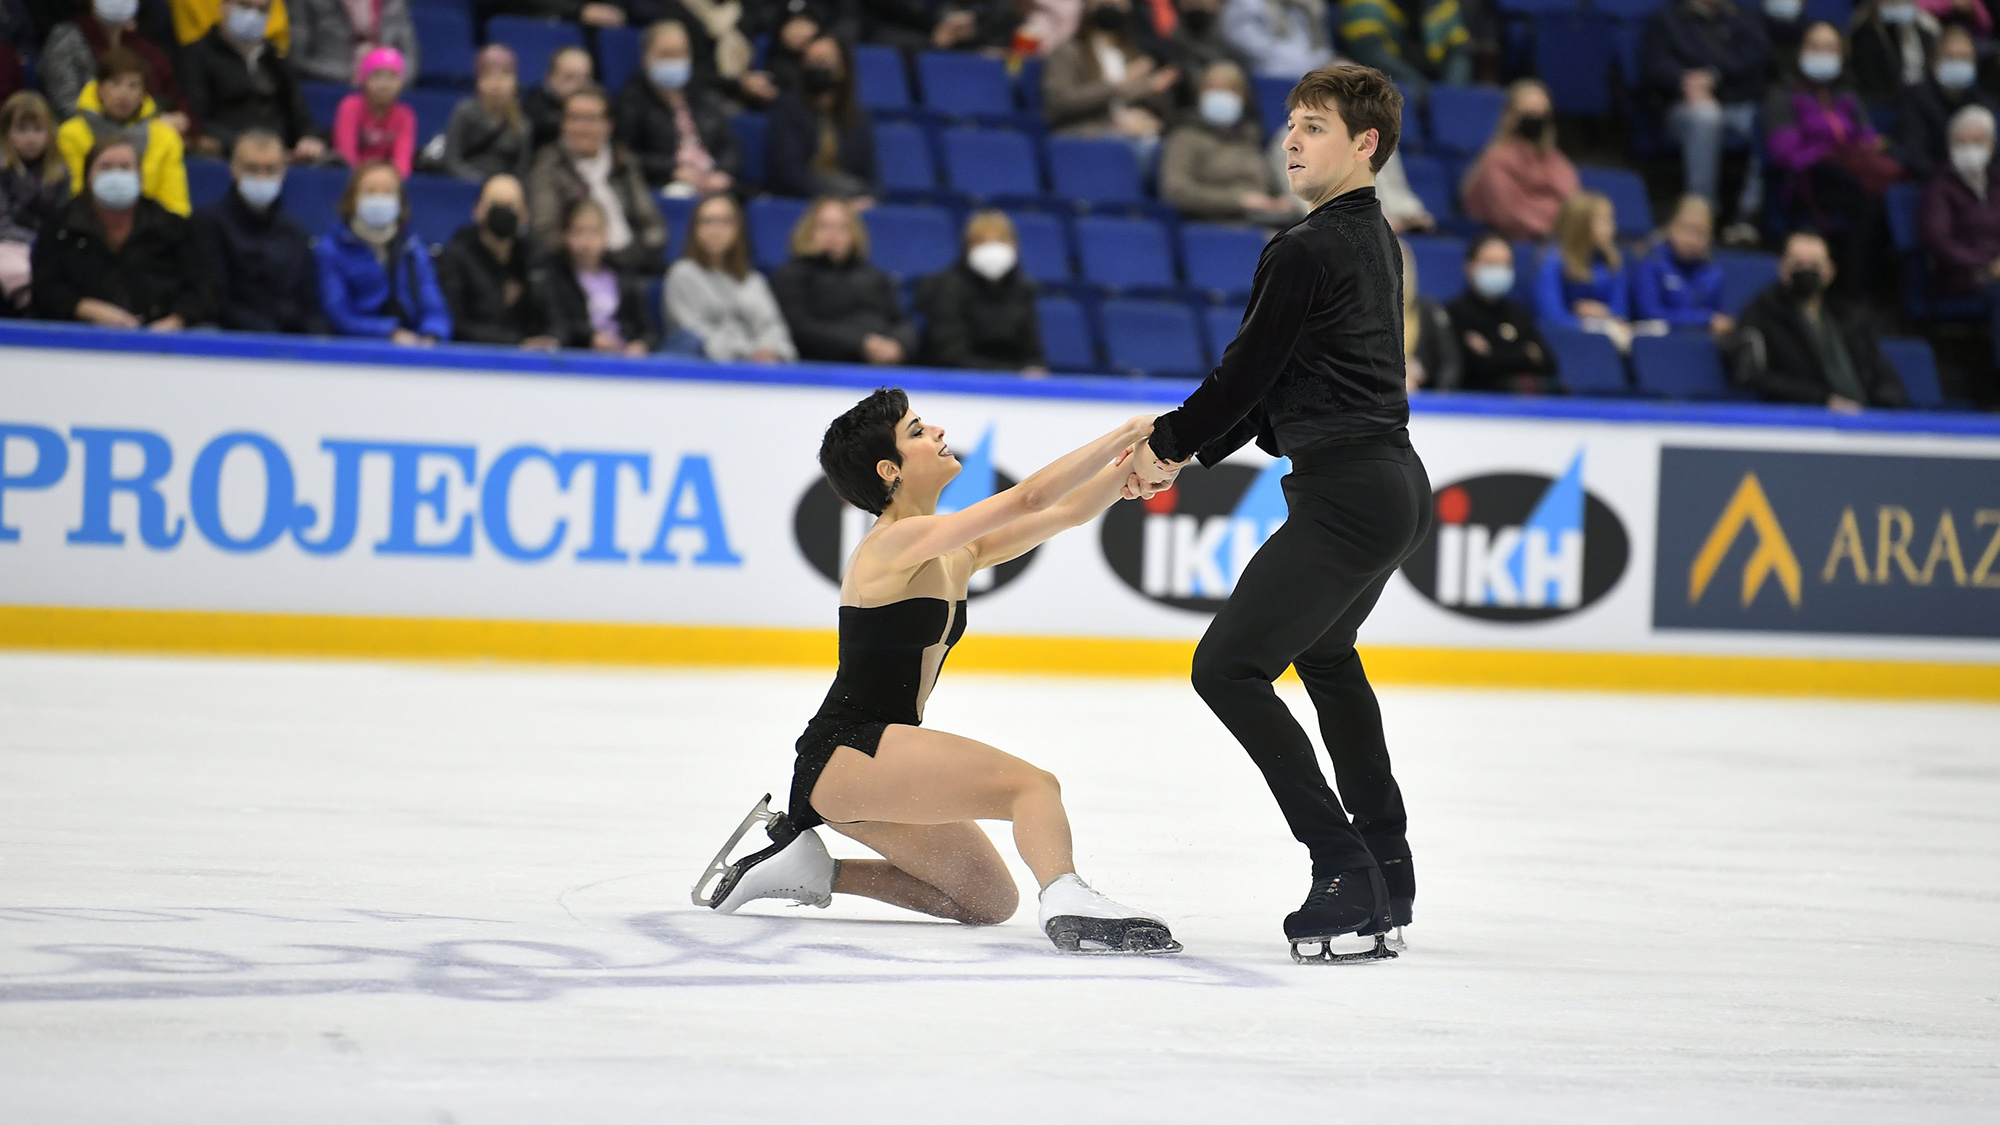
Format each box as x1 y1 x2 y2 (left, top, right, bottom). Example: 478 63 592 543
1400 451 1629 621
792 426 1035 596
1098 460 1288 612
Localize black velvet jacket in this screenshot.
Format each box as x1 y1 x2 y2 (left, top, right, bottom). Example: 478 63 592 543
1151 186 1410 466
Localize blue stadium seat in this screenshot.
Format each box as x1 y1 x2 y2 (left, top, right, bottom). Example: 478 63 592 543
863 204 959 280
1203 304 1246 359
875 120 938 194
940 127 1045 203
596 26 643 98
1100 299 1207 378
1578 165 1654 238
1632 333 1733 399
1180 223 1265 301
1533 13 1617 118
1510 240 1542 306
1398 85 1425 154
1074 216 1177 293
300 80 346 133
855 44 912 113
407 174 479 247
1399 154 1454 227
1405 235 1466 301
1878 337 1945 409
733 112 768 187
1018 56 1045 117
917 51 1015 120
485 17 586 95
747 195 807 269
1803 0 1853 24
1006 209 1073 283
1252 75 1292 134
1714 250 1778 315
1429 85 1507 157
1592 0 1662 16
406 88 462 150
659 194 697 263
1036 296 1097 372
411 6 475 89
1046 136 1145 210
187 157 231 208
1542 327 1630 395
1494 0 1578 14
280 164 348 236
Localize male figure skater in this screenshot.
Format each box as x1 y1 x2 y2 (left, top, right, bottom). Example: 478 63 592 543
1127 64 1433 963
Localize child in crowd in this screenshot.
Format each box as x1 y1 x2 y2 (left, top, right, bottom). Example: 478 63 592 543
334 47 416 177
56 48 189 215
1632 194 1734 337
1 91 70 310
441 44 528 182
533 197 662 356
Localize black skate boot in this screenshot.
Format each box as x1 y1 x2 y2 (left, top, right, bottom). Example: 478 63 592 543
1285 866 1396 964
1380 856 1414 951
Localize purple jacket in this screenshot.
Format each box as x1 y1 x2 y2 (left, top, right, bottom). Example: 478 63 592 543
1763 86 1879 173
1918 165 2000 297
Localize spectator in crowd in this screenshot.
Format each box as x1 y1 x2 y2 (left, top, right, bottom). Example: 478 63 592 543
1374 150 1435 231
58 50 191 215
44 0 191 128
1461 78 1579 241
442 45 530 182
32 135 204 328
313 160 450 344
616 20 739 196
1894 25 1997 181
1537 191 1634 354
490 0 628 29
1 92 68 311
1764 22 1899 298
1640 0 1770 248
748 3 827 100
1850 0 1938 107
287 0 416 86
1738 228 1908 408
1043 0 1178 154
1918 104 2000 364
918 210 1046 372
181 0 324 161
526 85 670 274
166 0 290 50
190 129 324 333
1399 237 1460 392
1918 0 1990 33
1335 0 1472 96
1632 193 1733 336
531 197 665 356
766 35 876 199
1019 0 1085 53
858 0 1018 55
333 47 416 176
1222 0 1335 78
1158 0 1252 110
664 192 797 362
675 0 778 107
525 46 595 153
771 195 916 365
1759 0 1806 67
1160 60 1292 222
1447 231 1559 393
436 172 555 348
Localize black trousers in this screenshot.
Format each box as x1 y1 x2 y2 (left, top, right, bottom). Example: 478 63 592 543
1190 438 1433 878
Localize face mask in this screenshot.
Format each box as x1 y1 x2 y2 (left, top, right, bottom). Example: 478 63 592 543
1878 1 1917 24
648 59 692 90
801 66 838 96
1786 267 1825 299
1200 89 1243 128
236 173 282 209
1472 263 1514 299
1936 59 1977 91
1763 0 1802 19
1951 143 1992 179
1799 52 1842 83
356 192 401 230
1181 7 1215 34
1091 4 1129 31
1516 115 1548 143
93 0 139 25
91 168 141 209
483 204 520 239
223 5 269 42
966 240 1017 281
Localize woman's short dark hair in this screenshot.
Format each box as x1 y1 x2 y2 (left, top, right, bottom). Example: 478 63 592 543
819 387 909 515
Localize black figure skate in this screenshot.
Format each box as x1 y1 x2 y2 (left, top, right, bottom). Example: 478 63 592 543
1285 866 1396 964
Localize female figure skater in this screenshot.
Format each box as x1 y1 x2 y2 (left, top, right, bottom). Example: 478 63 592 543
692 388 1178 954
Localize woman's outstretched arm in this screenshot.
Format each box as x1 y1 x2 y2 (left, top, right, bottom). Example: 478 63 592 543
968 443 1141 571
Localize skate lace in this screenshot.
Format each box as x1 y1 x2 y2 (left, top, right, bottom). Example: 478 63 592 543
1302 874 1346 909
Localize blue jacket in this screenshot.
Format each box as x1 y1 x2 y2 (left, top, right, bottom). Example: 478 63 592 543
314 220 452 340
1630 242 1724 329
1535 251 1629 330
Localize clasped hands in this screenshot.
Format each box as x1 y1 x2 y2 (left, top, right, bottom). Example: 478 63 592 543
1117 438 1186 501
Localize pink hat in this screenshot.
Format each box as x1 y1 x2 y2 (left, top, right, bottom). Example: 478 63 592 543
355 46 405 86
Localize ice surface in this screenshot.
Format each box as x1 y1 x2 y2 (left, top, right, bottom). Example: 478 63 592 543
1 653 1996 1123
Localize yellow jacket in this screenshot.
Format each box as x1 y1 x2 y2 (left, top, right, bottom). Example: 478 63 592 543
171 0 291 53
57 83 192 217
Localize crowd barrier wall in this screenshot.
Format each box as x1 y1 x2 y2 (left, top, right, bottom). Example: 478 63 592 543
4 323 1997 701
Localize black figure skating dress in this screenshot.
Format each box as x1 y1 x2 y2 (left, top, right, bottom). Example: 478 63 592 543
790 592 967 830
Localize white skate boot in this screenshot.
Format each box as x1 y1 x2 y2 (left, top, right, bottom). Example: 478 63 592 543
1037 873 1181 954
690 795 837 913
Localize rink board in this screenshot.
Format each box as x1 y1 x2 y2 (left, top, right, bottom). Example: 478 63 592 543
2 328 1998 697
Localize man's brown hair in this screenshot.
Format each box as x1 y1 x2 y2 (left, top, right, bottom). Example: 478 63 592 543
1286 63 1401 173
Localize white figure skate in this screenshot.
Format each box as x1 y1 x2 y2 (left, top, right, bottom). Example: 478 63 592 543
1037 873 1181 954
691 794 836 913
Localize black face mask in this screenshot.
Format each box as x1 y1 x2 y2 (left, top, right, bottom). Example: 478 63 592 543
1180 7 1215 33
802 65 838 96
1787 267 1825 299
1517 115 1548 142
1091 4 1129 31
483 204 519 239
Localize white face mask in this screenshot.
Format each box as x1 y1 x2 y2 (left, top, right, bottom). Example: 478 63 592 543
1200 89 1244 129
91 167 141 210
1762 0 1802 19
1936 58 1977 91
223 5 270 43
1951 142 1992 180
356 192 401 230
1878 1 1918 24
93 0 139 25
237 173 283 209
1799 52 1842 84
648 58 692 90
1471 263 1514 299
966 240 1017 281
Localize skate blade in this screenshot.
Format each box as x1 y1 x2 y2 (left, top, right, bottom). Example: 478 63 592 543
1046 917 1182 956
1384 926 1407 953
689 794 780 908
1290 933 1398 965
